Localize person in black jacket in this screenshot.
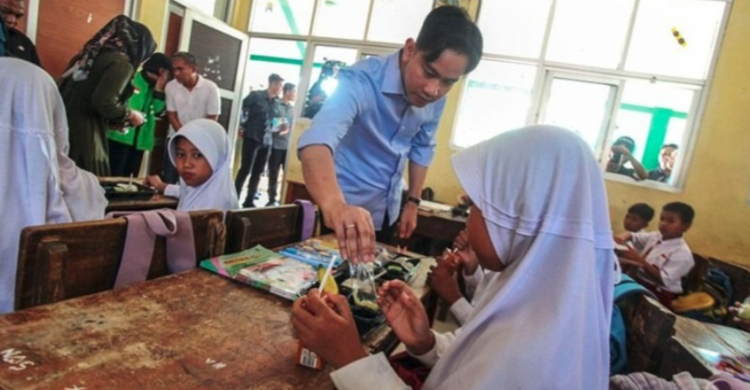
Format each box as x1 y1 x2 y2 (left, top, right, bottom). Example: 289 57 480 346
234 73 283 207
0 0 40 66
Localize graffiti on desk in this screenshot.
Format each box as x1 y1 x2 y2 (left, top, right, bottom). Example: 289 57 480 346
206 357 227 370
1 348 35 371
65 386 87 390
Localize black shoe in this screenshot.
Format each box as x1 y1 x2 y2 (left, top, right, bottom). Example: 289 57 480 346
265 201 278 207
242 202 256 208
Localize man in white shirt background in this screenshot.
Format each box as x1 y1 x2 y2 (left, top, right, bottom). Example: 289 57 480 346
164 51 221 183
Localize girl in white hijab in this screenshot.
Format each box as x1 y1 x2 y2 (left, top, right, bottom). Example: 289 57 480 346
0 58 107 314
291 125 616 390
146 119 238 211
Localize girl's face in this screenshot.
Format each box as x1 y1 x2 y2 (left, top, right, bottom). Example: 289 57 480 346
174 137 213 187
466 204 505 272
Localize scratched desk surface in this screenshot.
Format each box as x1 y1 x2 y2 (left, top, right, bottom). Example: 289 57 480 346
0 257 435 390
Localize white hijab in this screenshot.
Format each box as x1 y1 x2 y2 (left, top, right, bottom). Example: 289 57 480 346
0 58 107 313
168 119 239 211
424 125 616 390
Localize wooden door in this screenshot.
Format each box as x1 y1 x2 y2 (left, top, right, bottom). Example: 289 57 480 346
35 0 127 78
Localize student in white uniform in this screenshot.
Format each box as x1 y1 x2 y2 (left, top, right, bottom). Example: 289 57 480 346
0 58 107 313
145 119 239 211
615 202 695 305
291 125 616 390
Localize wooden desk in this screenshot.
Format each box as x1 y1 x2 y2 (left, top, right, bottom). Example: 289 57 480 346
414 211 466 244
0 256 435 389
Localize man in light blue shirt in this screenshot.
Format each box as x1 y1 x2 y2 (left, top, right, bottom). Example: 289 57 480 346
298 6 482 262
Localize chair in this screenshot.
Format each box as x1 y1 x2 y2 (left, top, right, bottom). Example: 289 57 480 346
225 203 318 253
14 210 225 310
709 256 750 304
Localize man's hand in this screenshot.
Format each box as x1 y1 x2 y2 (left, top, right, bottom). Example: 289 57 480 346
398 203 418 239
322 202 376 263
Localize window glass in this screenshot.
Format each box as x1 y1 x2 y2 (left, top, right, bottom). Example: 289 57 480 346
302 46 359 119
625 0 725 79
478 0 553 58
450 60 537 148
545 0 635 68
313 0 371 40
249 0 316 35
367 0 433 44
243 38 307 96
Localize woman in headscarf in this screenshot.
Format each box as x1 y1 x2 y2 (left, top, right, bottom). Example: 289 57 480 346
144 119 239 212
59 15 156 176
291 125 616 390
107 53 172 177
0 58 108 314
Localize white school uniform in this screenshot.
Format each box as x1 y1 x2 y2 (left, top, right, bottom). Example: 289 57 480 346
331 125 615 390
631 231 694 294
0 58 107 313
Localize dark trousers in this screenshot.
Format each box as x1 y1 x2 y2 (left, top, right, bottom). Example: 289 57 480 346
109 141 144 177
234 138 269 207
266 148 287 204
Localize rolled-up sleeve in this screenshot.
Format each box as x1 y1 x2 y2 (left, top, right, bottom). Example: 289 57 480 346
297 71 365 157
408 99 445 167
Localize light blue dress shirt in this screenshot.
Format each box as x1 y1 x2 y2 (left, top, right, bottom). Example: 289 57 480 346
298 50 446 229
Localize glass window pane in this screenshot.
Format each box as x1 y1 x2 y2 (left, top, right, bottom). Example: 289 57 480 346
302 46 359 119
542 78 617 151
179 0 217 16
249 0 315 35
313 0 370 40
367 0 433 44
625 0 725 80
478 0 553 58
609 80 696 184
243 38 307 96
451 61 537 148
545 0 635 68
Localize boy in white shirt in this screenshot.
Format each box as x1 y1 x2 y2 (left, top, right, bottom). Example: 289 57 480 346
623 202 654 233
614 202 695 306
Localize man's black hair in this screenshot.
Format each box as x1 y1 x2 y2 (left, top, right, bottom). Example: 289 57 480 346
662 143 679 150
283 82 295 93
416 6 483 74
613 136 636 153
663 202 695 225
628 203 655 223
269 73 284 84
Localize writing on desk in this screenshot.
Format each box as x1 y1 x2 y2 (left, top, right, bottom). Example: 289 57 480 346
1 348 35 371
206 358 227 370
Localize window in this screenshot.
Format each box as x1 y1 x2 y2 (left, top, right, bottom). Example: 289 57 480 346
243 38 307 95
449 0 729 190
451 61 537 148
312 0 370 40
249 0 316 36
367 0 433 44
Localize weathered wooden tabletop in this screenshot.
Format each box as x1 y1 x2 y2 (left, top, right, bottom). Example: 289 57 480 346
0 256 435 390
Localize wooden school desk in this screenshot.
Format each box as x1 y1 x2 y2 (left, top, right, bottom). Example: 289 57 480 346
100 177 179 213
0 252 435 389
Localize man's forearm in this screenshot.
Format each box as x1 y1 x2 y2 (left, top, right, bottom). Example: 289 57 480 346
167 112 182 131
300 145 346 210
408 162 429 199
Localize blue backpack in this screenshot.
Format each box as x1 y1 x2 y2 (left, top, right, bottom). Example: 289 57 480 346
611 275 656 375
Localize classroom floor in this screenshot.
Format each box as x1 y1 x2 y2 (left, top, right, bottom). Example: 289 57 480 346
236 168 285 208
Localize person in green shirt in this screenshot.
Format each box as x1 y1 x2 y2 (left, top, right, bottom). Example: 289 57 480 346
107 53 172 177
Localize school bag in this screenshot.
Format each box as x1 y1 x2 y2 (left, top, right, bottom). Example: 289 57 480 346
611 274 657 375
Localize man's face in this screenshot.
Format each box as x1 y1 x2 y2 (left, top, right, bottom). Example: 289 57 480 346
400 38 468 108
284 88 297 102
660 146 678 170
0 0 25 30
269 81 283 97
171 59 196 86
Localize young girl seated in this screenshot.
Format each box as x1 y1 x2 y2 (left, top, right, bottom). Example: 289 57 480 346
145 119 239 211
291 125 616 390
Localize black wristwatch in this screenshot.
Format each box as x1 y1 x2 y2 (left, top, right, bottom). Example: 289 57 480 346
406 196 421 206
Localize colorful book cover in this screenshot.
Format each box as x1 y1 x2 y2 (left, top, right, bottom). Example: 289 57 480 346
279 236 344 268
200 245 317 300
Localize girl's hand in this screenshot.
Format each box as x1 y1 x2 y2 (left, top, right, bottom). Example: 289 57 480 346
427 259 462 305
377 280 434 355
144 175 167 193
291 290 367 369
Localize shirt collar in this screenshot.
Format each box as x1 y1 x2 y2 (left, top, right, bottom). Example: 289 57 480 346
382 50 405 96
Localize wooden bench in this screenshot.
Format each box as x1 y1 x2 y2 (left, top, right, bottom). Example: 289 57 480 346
225 204 318 253
14 210 225 310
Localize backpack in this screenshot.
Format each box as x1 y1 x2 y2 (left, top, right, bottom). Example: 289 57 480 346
611 275 656 375
679 268 733 324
